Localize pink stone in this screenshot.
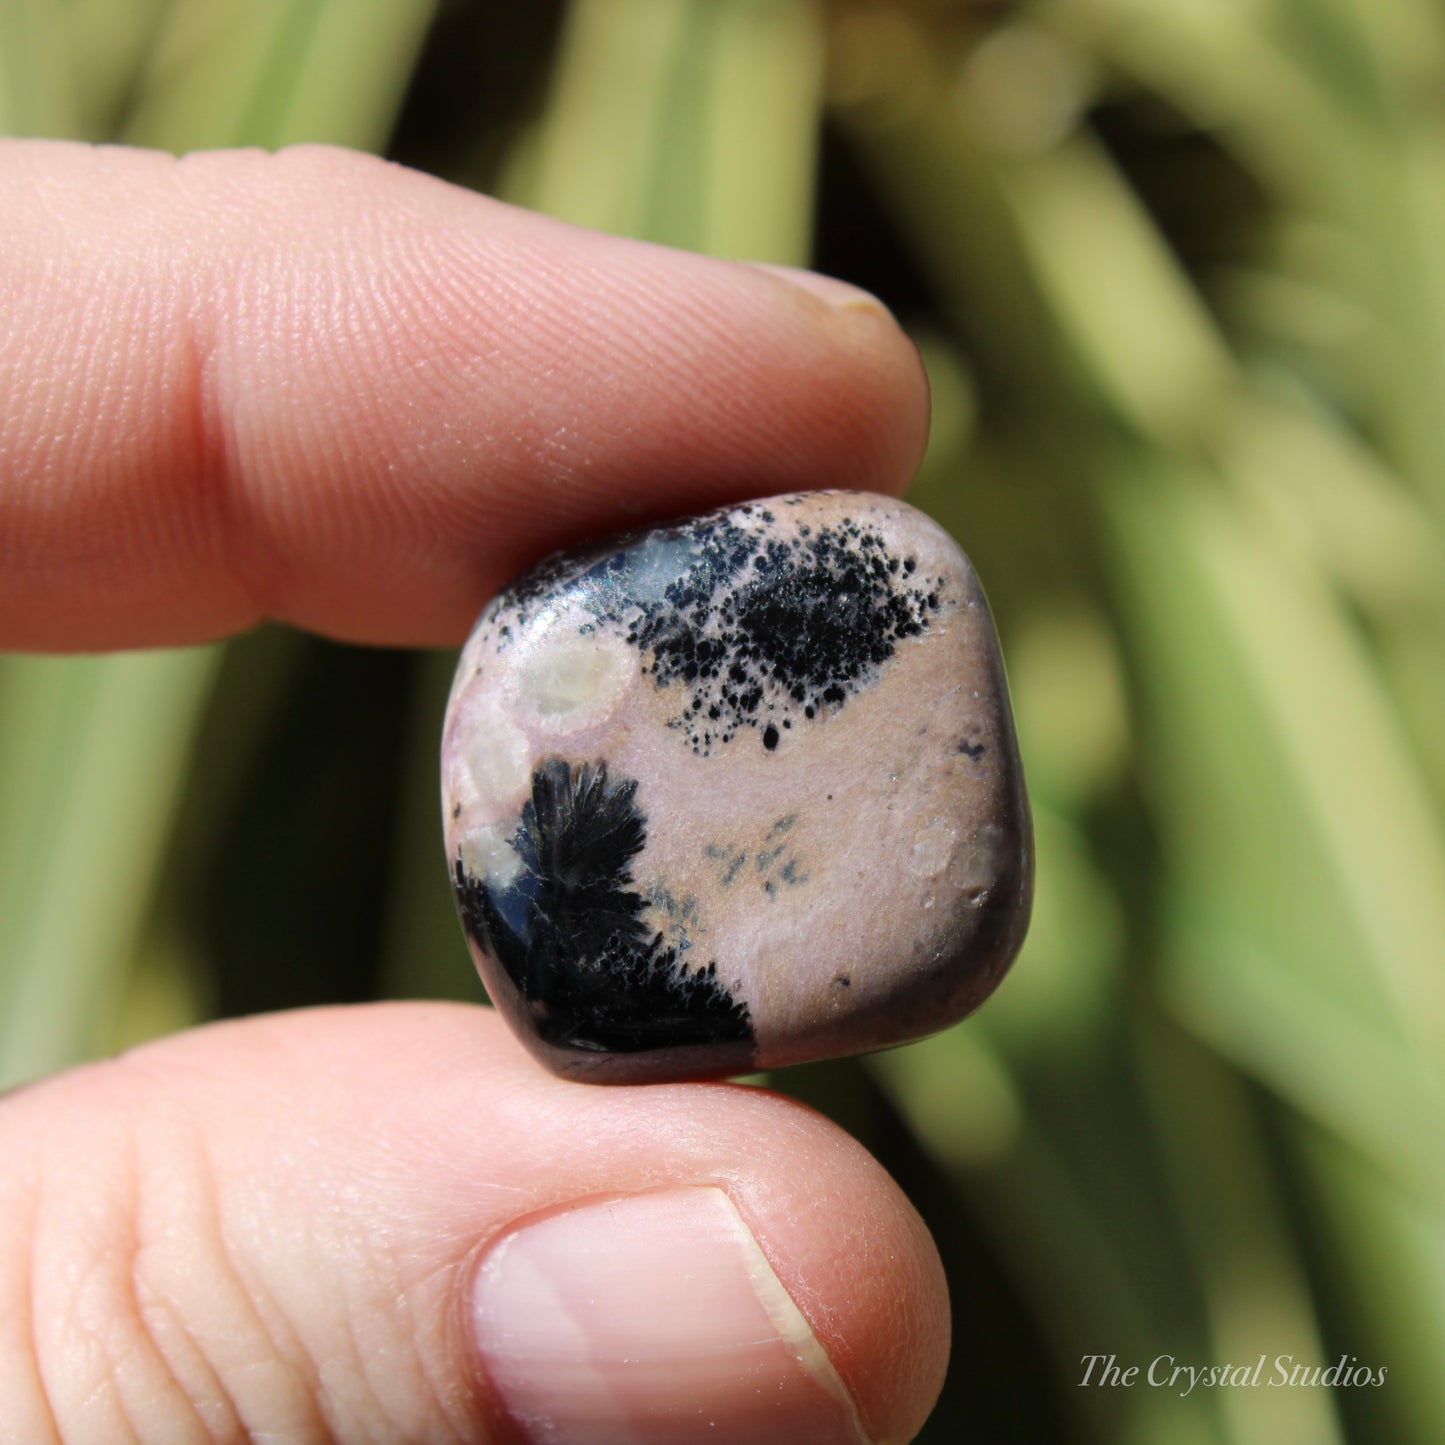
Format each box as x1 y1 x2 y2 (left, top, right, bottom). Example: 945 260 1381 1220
441 491 1032 1082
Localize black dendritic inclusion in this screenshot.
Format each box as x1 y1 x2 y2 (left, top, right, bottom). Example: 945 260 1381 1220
454 757 752 1054
499 503 945 756
635 514 944 753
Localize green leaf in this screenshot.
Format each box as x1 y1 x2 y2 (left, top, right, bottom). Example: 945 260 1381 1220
0 649 220 1085
123 0 438 153
0 0 80 135
504 0 821 262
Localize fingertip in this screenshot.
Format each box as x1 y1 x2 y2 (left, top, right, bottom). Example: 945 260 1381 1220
4 1002 949 1441
748 262 901 317
470 1186 875 1441
446 1029 951 1442
738 259 933 504
718 1083 951 1444
154 1006 954 1439
1 140 933 649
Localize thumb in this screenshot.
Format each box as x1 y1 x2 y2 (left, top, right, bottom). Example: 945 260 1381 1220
1 1003 947 1442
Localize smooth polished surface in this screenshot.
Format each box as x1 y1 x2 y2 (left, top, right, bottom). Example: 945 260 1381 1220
442 491 1032 1082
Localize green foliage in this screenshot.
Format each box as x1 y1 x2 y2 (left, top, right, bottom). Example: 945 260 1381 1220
2 1 1442 1439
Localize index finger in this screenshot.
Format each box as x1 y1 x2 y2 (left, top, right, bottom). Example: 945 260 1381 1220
0 141 928 651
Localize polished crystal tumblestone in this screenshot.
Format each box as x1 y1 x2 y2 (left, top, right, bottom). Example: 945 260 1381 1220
441 491 1032 1083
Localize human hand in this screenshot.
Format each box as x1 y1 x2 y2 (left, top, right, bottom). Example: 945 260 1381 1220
0 141 946 1441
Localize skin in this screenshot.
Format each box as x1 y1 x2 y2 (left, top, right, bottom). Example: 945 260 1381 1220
0 140 947 1441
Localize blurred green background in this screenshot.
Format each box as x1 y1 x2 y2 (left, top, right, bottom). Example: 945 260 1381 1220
4 1 1445 1440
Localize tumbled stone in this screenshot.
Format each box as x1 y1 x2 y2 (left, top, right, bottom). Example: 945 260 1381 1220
441 491 1032 1083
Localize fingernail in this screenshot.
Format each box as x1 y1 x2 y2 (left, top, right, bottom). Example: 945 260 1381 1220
750 262 894 318
472 1187 872 1444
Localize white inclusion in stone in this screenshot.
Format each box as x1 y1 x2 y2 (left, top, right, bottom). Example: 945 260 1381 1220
950 821 1008 902
911 815 960 878
614 533 697 607
459 822 523 887
443 748 480 816
511 631 633 734
463 694 532 812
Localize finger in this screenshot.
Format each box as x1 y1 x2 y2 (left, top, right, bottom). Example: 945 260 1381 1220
0 141 929 651
0 1003 948 1443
